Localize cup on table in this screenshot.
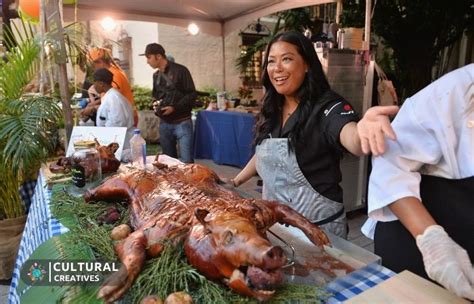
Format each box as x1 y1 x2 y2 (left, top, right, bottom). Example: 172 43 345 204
217 91 227 111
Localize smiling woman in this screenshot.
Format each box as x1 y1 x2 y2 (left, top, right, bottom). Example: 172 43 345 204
227 31 399 239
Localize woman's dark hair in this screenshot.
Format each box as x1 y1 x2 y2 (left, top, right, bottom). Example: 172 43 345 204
254 31 331 147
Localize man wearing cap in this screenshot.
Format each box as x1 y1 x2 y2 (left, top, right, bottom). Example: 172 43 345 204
141 43 197 163
85 47 138 126
93 68 134 150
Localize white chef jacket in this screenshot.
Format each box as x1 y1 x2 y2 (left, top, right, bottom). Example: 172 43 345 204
362 64 474 239
96 87 134 149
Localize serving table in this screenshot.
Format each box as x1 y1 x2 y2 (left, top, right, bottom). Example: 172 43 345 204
9 169 397 303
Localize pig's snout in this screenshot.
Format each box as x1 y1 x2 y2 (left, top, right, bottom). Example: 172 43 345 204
261 246 286 270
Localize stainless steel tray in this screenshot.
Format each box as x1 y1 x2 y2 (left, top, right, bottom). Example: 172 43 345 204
267 223 380 286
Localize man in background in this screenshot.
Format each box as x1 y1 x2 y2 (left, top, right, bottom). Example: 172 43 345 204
82 47 138 126
141 43 196 163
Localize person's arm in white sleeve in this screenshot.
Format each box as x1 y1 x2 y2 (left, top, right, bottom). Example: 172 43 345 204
368 99 443 220
369 100 474 300
96 102 107 127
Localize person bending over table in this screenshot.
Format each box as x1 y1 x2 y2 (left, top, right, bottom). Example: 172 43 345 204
225 31 398 238
362 64 474 300
94 68 134 150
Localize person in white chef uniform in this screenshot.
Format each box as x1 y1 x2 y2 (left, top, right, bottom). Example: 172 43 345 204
362 64 474 300
94 68 135 151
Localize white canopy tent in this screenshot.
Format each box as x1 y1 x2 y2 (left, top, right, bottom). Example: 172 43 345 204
63 0 339 37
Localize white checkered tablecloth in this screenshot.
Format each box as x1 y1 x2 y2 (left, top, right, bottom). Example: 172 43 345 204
8 171 396 303
325 263 396 303
8 171 69 304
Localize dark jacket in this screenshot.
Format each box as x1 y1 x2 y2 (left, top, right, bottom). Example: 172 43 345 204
152 61 196 123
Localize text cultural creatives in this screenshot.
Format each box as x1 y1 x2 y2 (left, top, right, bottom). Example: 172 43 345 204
20 260 120 286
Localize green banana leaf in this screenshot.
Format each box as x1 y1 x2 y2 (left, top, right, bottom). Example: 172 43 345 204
16 234 101 304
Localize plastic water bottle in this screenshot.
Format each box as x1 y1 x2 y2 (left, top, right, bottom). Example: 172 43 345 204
130 129 147 168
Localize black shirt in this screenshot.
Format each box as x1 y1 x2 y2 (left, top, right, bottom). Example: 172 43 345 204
152 61 196 123
269 91 359 203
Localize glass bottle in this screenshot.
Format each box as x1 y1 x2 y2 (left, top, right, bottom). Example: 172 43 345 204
71 140 102 192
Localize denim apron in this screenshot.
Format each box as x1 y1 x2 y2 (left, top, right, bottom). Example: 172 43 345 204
256 138 347 238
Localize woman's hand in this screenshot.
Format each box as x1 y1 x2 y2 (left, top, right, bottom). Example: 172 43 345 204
357 105 399 155
219 177 238 187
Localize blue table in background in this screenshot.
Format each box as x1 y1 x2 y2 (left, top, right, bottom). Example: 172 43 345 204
194 110 256 168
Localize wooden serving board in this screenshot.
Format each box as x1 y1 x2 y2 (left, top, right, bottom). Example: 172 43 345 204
346 270 469 303
42 162 72 189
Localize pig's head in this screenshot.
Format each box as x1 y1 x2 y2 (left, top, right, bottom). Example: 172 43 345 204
184 208 287 301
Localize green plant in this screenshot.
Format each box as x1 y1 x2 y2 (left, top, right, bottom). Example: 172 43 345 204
195 86 218 109
132 85 153 111
0 22 62 219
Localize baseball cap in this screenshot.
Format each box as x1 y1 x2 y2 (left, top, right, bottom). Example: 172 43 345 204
139 43 165 56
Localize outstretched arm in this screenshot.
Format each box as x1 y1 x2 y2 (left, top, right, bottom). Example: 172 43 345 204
221 154 258 187
340 105 399 156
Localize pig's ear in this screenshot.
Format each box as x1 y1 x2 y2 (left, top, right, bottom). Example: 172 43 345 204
195 208 210 226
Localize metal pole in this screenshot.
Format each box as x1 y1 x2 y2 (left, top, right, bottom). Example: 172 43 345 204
39 0 46 95
363 0 372 50
336 0 343 24
45 0 73 145
221 24 226 90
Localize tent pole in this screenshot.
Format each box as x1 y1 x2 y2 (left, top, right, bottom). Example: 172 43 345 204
336 0 343 24
363 0 371 50
221 24 226 90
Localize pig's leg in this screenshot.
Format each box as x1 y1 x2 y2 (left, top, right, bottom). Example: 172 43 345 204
84 176 133 204
264 201 331 247
97 230 146 302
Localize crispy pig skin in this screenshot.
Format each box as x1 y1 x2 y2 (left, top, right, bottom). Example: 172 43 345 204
85 163 330 302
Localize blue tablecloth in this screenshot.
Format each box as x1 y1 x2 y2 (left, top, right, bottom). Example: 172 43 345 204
8 172 69 304
194 110 256 168
9 170 396 303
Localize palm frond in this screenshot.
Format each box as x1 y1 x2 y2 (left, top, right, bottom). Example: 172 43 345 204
62 22 89 69
0 39 41 99
2 18 36 50
0 96 61 175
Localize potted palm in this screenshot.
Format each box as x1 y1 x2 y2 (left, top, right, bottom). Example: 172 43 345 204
0 25 62 279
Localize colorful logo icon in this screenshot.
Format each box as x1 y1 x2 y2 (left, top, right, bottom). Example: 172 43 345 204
27 262 46 282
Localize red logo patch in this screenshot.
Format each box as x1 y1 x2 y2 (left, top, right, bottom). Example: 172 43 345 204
343 104 352 111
